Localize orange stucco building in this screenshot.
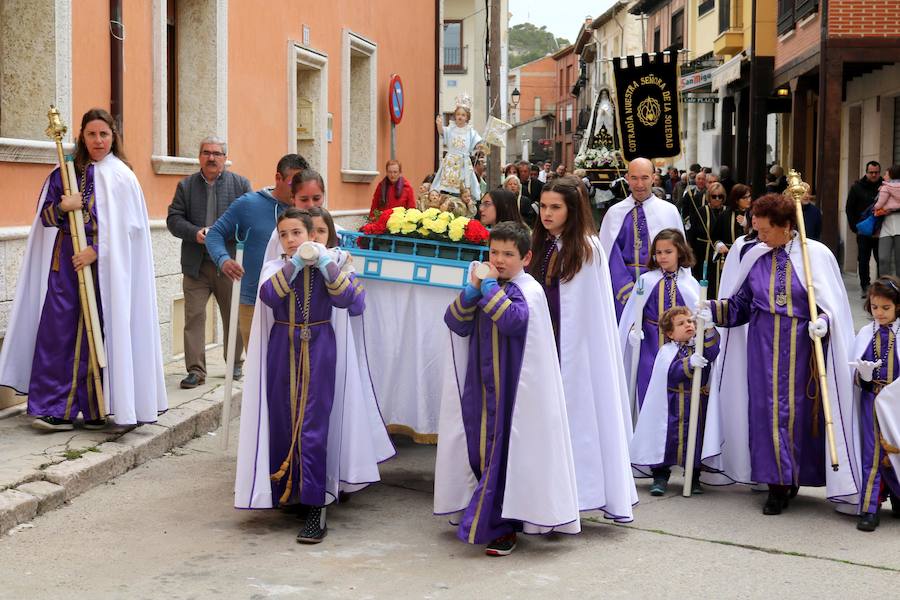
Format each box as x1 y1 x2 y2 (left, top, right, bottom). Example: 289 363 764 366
0 0 438 368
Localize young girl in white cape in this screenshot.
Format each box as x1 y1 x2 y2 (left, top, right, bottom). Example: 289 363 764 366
850 276 900 531
529 175 637 521
619 229 699 416
234 208 392 544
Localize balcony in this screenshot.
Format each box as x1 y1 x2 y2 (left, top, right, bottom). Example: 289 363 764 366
443 45 467 74
714 0 744 56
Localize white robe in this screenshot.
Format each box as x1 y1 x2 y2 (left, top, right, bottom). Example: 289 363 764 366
434 269 581 535
701 237 861 512
0 154 167 424
630 341 680 473
598 194 685 258
872 378 900 478
558 236 637 520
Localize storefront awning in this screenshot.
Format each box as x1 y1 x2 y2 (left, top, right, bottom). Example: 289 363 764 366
711 52 746 92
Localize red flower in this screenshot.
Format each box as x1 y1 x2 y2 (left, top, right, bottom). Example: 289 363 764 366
360 209 391 235
463 219 490 244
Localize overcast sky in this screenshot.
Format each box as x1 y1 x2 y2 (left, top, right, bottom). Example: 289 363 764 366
509 0 618 43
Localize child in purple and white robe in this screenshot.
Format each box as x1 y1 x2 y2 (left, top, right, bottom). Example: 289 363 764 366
234 209 364 544
631 306 720 496
435 222 579 557
850 277 900 531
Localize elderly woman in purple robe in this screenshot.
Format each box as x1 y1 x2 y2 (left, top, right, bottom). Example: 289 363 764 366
700 193 859 516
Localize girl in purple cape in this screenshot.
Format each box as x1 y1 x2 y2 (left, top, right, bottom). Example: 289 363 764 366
850 277 900 531
260 208 364 543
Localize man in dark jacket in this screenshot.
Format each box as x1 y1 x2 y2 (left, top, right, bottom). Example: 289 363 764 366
166 136 253 388
517 160 543 226
845 161 882 297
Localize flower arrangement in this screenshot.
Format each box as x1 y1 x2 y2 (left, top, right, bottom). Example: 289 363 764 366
360 207 489 245
574 147 622 169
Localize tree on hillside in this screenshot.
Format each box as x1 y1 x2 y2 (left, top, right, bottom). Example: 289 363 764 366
509 23 570 69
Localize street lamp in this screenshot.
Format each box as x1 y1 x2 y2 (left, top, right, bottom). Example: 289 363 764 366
510 87 520 108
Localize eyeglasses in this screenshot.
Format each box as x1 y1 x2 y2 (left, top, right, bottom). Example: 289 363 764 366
201 150 225 158
480 200 494 207
710 194 725 199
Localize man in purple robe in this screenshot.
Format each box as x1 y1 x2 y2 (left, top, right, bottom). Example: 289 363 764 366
599 158 685 321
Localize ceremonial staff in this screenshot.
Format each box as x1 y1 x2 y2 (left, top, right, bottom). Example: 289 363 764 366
682 262 708 496
46 107 107 416
787 169 839 470
628 278 644 426
220 227 247 451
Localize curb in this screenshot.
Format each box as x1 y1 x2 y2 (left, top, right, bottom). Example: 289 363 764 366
0 388 241 536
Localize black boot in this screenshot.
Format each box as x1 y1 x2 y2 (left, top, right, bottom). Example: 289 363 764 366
763 489 789 515
297 506 327 543
649 468 670 496
890 494 900 518
857 510 880 532
691 472 703 495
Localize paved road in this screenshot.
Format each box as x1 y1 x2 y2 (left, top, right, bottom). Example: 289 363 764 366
1 424 898 600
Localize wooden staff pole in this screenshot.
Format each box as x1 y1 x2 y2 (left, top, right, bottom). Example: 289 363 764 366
46 106 106 417
787 169 839 470
682 264 708 497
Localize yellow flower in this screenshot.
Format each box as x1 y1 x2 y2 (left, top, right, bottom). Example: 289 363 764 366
425 218 448 234
386 207 406 234
448 216 469 242
404 208 424 224
422 208 441 219
417 226 431 236
400 221 418 234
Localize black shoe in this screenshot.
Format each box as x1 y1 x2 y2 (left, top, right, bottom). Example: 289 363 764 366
180 372 205 389
891 494 900 518
83 418 107 430
31 416 74 431
232 366 243 381
861 285 869 299
649 476 669 496
297 506 327 544
485 533 517 556
857 511 880 532
763 491 789 515
691 475 703 495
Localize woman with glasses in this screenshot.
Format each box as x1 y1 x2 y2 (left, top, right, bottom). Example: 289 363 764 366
712 183 754 286
478 189 525 228
687 181 726 297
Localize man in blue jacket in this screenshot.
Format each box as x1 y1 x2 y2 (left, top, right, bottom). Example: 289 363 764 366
205 153 308 353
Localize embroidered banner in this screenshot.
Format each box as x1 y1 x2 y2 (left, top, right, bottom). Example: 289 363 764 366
613 52 681 161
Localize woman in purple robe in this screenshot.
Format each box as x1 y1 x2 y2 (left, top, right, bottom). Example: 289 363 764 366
260 208 364 543
28 109 127 431
703 194 842 515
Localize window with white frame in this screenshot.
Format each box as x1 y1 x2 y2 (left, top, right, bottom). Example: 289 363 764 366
289 44 328 181
534 96 542 116
0 0 72 163
152 0 228 175
341 30 378 183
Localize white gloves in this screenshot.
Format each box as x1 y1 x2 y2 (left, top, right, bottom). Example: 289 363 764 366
854 359 882 382
697 307 714 329
808 316 828 340
689 353 709 369
628 328 644 347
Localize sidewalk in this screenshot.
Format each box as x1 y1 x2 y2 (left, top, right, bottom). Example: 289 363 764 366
0 355 240 536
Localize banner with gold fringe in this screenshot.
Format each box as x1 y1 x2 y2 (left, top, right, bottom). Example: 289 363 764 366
613 52 681 161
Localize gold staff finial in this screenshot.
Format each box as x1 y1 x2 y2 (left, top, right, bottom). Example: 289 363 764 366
46 105 67 142
786 169 809 204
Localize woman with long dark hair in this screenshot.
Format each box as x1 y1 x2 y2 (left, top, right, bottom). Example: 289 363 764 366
529 175 636 522
368 159 416 219
478 189 524 228
0 108 166 430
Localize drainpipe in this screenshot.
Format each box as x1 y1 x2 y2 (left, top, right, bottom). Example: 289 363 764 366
434 0 442 172
110 0 124 135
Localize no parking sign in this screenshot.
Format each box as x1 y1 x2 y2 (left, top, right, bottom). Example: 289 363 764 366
389 74 404 125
